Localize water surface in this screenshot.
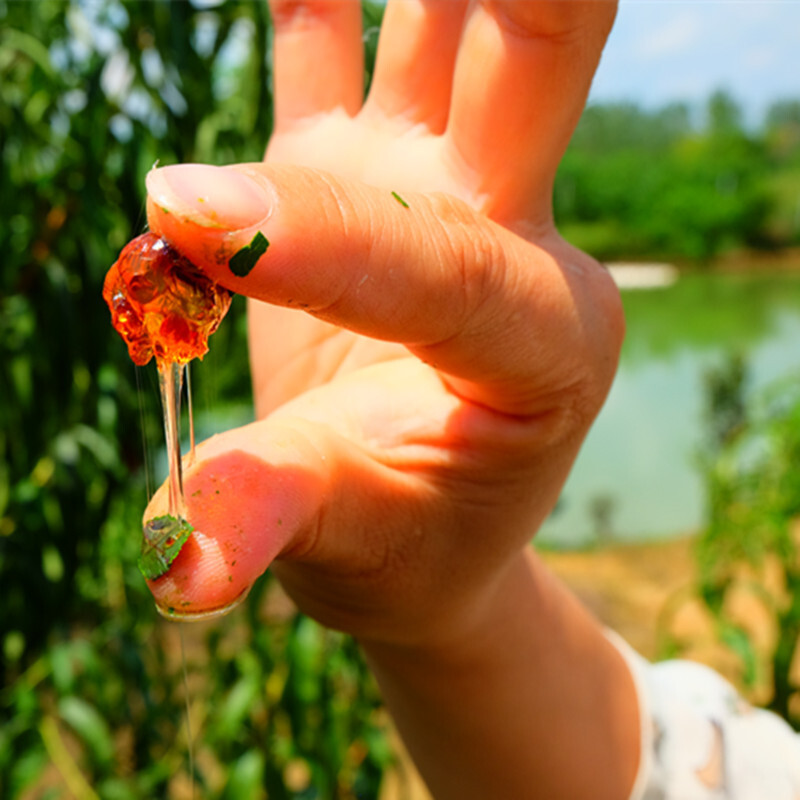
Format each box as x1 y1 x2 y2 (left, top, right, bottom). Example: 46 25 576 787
539 270 800 548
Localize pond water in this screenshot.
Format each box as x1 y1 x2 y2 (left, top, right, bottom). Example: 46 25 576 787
172 270 800 551
539 269 800 549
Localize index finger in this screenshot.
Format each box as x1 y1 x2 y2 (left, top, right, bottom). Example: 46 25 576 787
146 163 623 419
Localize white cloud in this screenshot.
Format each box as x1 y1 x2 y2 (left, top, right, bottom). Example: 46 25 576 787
633 11 701 60
743 45 777 73
590 2 800 125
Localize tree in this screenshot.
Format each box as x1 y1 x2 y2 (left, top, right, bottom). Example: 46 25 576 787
707 89 743 137
555 92 772 260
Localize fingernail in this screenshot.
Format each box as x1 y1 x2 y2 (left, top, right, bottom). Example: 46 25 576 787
146 164 274 230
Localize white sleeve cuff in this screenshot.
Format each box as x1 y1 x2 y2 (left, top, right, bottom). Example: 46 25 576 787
605 630 800 800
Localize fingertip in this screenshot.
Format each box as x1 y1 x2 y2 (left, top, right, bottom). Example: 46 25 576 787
145 164 280 291
146 163 276 231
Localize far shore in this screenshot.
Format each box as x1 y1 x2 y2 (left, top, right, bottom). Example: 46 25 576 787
607 246 800 274
604 248 800 289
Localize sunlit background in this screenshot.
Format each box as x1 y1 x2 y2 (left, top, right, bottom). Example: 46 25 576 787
542 0 800 545
595 1 800 126
1 2 799 798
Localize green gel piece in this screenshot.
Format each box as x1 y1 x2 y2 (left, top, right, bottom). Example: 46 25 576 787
228 231 269 277
391 191 409 209
138 514 193 581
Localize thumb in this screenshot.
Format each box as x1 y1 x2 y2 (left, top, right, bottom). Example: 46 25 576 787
144 161 495 346
140 406 419 622
141 420 324 619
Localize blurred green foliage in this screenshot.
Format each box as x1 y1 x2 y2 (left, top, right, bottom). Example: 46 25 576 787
556 91 800 261
661 358 800 730
1 0 389 797
699 362 800 729
3 0 800 795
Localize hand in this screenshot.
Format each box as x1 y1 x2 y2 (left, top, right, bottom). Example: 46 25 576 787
144 0 621 642
143 4 638 797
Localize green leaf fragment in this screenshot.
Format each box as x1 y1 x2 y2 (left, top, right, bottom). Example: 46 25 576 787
228 231 269 277
138 514 193 580
220 749 265 800
391 191 409 208
57 696 115 767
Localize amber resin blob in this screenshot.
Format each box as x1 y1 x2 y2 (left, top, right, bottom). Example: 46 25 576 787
103 232 232 367
104 232 235 612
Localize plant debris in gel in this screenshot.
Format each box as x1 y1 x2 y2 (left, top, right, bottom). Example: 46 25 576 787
139 515 194 580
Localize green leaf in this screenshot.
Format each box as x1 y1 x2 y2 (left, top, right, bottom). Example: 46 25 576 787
95 777 139 800
220 749 265 800
49 641 75 695
0 28 55 77
138 515 193 580
9 746 49 797
57 696 114 768
212 674 260 742
287 617 324 704
228 232 269 277
720 623 758 687
390 190 409 208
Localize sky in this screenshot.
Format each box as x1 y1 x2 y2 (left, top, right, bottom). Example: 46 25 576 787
587 1 800 127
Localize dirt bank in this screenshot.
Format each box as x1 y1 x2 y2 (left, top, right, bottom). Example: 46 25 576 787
541 536 698 659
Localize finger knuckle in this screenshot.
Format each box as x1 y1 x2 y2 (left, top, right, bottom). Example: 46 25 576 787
485 0 617 44
428 193 507 331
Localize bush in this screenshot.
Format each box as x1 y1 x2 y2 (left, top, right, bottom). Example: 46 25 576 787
0 1 391 796
660 357 800 729
555 95 775 261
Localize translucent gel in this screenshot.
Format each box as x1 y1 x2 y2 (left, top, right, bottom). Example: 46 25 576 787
104 233 242 621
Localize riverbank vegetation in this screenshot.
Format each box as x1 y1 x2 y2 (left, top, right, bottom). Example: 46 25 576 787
658 358 800 729
1 1 799 797
556 93 800 262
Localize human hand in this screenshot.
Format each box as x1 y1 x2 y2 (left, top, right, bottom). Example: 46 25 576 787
142 0 622 648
